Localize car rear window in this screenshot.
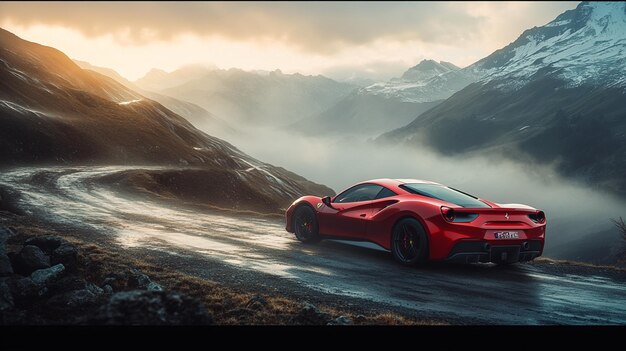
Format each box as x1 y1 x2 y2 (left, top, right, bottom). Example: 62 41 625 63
400 183 490 208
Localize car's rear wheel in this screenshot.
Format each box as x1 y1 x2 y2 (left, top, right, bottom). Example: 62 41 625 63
292 205 320 244
391 218 428 266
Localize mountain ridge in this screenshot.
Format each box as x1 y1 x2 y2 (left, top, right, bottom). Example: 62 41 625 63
74 60 237 138
137 66 357 127
0 27 334 213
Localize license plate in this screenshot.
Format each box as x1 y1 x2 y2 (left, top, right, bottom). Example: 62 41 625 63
494 231 519 239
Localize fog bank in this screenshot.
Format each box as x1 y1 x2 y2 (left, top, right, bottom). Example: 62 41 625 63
225 127 626 256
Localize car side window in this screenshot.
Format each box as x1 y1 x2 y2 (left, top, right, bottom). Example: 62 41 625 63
375 187 397 199
334 184 384 203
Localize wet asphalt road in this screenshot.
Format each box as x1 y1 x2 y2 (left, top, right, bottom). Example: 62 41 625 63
1 166 626 325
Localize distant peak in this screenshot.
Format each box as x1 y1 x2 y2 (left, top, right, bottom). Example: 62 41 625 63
143 68 167 77
176 63 217 73
544 1 626 30
400 59 459 81
413 59 440 68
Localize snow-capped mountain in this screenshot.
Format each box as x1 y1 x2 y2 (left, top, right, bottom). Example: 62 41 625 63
361 59 473 103
380 1 626 198
364 2 626 102
290 59 465 137
474 1 626 88
0 28 333 212
399 60 459 82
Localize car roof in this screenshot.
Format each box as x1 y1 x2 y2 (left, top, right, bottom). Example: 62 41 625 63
394 178 442 185
359 178 442 188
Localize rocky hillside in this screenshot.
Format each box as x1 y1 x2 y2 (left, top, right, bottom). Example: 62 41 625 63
0 28 334 210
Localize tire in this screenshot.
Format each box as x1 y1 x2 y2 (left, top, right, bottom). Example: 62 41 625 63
292 205 320 244
391 218 429 266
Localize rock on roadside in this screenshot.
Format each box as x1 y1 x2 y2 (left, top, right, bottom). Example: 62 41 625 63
13 245 50 275
328 315 354 326
0 254 13 276
30 264 65 287
1 229 213 325
0 227 14 249
293 302 332 325
0 278 13 311
51 243 78 271
127 269 163 291
96 290 213 325
24 236 67 254
0 227 14 276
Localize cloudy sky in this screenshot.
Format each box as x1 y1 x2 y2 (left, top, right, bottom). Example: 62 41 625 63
0 1 578 81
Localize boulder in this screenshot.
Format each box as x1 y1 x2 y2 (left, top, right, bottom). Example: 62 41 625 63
8 277 47 304
97 290 213 325
49 275 91 295
101 273 125 291
13 245 50 275
292 302 332 325
51 243 78 270
0 253 13 276
47 288 101 310
0 227 14 252
0 278 13 311
102 284 113 294
127 269 163 291
24 236 67 254
327 315 354 326
355 314 367 323
245 294 268 311
30 264 65 286
86 282 104 296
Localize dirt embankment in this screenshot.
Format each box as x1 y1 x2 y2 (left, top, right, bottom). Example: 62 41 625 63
93 167 333 216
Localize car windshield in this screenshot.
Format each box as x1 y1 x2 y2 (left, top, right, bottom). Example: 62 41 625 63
400 183 490 208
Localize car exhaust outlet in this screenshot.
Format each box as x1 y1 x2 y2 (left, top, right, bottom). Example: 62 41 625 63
483 243 491 251
522 241 530 250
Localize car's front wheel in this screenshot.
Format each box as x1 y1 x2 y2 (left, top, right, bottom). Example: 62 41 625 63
292 205 320 244
391 218 429 266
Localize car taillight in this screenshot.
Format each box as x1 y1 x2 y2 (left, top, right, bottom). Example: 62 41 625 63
528 210 546 223
441 206 455 222
441 206 478 223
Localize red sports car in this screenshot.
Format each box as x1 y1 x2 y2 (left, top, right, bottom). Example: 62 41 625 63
285 179 546 265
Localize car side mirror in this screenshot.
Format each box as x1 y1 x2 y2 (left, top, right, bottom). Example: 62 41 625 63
321 196 334 209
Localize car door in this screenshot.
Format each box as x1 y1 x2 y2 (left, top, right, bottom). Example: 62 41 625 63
360 187 399 218
360 187 400 242
317 184 383 239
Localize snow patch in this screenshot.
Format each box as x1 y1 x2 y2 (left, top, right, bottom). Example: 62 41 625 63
118 99 142 105
0 100 50 118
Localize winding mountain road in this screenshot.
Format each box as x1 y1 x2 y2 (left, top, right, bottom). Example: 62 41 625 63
1 166 625 325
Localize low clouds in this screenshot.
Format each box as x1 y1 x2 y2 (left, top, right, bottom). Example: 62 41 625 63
0 1 577 54
0 1 579 80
